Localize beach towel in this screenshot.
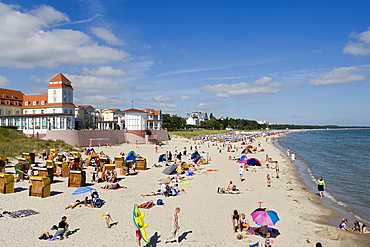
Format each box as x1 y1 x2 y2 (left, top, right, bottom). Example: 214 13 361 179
100 186 125 190
138 201 155 209
7 209 39 218
181 181 190 185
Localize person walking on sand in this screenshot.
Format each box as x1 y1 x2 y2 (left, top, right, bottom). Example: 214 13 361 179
104 212 113 228
165 207 182 245
317 177 326 198
272 161 279 178
239 165 244 182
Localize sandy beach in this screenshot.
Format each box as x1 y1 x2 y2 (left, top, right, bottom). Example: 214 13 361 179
0 135 368 246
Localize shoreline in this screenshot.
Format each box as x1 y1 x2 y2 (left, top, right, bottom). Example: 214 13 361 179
271 132 370 245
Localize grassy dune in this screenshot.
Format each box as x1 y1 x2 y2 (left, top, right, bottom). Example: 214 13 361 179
169 129 233 139
0 127 82 158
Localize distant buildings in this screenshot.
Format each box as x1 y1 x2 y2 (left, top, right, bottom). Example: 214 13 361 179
74 107 163 131
0 73 163 135
186 111 208 126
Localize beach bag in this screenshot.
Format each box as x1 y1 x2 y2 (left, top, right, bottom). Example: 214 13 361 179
156 199 164 205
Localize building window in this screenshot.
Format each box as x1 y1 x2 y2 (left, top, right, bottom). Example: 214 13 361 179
0 109 2 115
25 101 29 106
32 110 36 114
69 110 72 114
64 109 67 113
41 110 44 114
15 101 19 106
3 94 7 97
33 101 37 105
41 101 45 105
12 95 17 99
16 110 20 114
6 100 10 105
24 110 28 114
53 109 56 113
7 110 11 115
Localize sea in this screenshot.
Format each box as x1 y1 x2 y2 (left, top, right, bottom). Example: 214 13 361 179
275 128 370 226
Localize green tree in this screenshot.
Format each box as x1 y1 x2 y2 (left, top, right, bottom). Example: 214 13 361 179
162 114 186 131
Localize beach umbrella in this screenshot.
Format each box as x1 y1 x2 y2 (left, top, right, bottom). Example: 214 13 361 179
250 208 280 226
268 227 281 238
193 156 201 164
190 152 200 159
246 158 262 166
72 186 94 195
162 165 177 175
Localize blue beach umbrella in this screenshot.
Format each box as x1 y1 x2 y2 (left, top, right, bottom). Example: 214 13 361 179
72 186 94 195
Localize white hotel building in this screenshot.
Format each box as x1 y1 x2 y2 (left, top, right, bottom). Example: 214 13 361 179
0 73 75 136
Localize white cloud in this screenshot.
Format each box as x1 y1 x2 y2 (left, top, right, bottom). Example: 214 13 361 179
195 103 220 111
202 76 283 97
0 3 130 68
82 66 128 76
152 102 181 114
74 95 124 109
66 74 130 94
152 103 178 108
179 96 193 100
343 29 370 56
309 67 366 85
90 27 124 46
154 95 173 102
0 75 10 87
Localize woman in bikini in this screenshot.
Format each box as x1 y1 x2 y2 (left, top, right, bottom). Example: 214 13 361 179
239 213 249 231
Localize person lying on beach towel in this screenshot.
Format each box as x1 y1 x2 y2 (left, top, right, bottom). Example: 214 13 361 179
138 200 155 209
217 187 242 194
65 200 81 210
141 189 162 197
39 231 53 240
101 182 126 190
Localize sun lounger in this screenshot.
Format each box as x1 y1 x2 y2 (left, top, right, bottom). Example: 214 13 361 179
38 167 54 183
135 158 147 170
0 173 14 194
68 170 86 187
114 156 124 168
29 176 51 198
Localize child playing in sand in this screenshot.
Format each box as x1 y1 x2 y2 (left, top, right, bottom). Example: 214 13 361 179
103 212 113 228
352 221 370 234
267 174 271 187
339 219 349 231
265 232 272 247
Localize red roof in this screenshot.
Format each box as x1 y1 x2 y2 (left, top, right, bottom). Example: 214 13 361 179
47 83 73 89
50 73 71 83
78 105 90 108
123 108 146 113
0 88 24 107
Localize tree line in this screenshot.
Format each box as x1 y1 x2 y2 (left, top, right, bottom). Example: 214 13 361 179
162 113 364 131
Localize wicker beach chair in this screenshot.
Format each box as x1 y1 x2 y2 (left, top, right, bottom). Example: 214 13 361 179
0 173 14 194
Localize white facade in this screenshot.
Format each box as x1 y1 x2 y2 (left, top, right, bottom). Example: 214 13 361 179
186 111 209 126
122 109 148 130
0 73 75 136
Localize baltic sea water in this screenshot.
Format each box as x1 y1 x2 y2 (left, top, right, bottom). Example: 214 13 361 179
276 129 370 225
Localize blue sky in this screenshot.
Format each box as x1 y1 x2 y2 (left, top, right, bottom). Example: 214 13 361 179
0 0 369 126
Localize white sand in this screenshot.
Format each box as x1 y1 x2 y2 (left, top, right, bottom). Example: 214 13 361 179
0 136 367 246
